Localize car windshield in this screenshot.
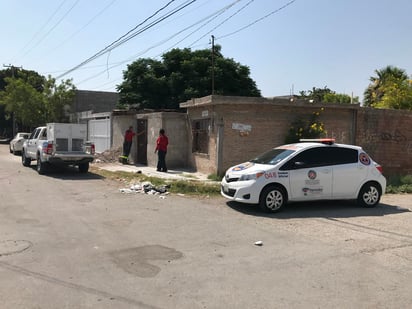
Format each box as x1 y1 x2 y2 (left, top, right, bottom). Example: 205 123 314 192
250 148 295 165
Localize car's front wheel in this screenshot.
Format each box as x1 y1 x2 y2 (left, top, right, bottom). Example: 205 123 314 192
22 150 31 167
259 185 287 213
357 182 381 207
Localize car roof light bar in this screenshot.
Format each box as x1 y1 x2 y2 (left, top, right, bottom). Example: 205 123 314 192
299 138 335 145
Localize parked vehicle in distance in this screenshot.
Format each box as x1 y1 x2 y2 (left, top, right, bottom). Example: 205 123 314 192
21 123 95 174
221 139 386 213
9 132 30 155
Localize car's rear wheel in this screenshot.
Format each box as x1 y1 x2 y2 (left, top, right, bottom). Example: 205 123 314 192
259 185 287 213
22 150 31 167
78 162 89 173
357 182 381 207
36 154 47 175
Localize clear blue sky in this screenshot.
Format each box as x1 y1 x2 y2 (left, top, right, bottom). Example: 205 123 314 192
1 0 411 102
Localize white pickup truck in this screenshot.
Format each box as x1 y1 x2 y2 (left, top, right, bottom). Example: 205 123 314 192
22 123 95 174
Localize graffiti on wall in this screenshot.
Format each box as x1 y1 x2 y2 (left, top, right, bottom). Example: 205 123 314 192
362 129 412 154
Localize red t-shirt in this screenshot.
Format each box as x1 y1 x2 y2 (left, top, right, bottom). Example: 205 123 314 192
156 135 168 152
124 129 135 142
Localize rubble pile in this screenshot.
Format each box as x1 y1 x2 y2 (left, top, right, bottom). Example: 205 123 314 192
94 147 122 163
119 181 170 198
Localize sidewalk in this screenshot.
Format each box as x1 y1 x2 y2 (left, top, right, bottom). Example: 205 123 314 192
92 161 213 182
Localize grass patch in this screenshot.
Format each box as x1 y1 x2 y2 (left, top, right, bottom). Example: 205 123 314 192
207 173 222 181
90 166 221 196
386 174 412 194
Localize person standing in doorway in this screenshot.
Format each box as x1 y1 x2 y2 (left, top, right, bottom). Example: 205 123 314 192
155 128 168 172
123 126 144 158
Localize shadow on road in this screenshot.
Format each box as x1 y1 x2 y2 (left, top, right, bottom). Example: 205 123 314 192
226 200 410 219
28 165 105 180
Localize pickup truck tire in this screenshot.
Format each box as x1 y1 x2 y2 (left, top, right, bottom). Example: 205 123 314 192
79 162 89 173
22 151 31 167
36 154 47 175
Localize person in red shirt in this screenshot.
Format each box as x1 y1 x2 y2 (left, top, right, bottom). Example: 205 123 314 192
155 128 168 172
123 126 144 158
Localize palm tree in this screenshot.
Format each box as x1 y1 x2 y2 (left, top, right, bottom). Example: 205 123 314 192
364 66 408 106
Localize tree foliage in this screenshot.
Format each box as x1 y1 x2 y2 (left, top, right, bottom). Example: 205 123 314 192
299 86 358 104
0 69 76 129
364 66 412 110
117 46 261 109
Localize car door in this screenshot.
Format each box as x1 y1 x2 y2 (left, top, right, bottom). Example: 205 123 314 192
281 147 333 201
330 147 366 198
26 129 41 157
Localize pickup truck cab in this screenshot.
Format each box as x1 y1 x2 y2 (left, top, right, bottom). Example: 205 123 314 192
22 123 95 174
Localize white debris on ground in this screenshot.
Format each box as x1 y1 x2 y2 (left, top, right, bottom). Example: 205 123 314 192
119 181 170 198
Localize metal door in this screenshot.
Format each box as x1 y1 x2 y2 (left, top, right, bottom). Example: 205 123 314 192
89 118 110 153
137 119 147 164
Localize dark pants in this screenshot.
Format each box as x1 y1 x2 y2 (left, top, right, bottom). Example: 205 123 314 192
123 141 132 157
157 150 167 172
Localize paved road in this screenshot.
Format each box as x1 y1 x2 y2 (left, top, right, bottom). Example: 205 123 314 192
0 144 411 309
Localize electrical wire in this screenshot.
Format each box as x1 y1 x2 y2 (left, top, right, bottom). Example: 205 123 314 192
14 0 68 61
72 0 242 86
189 0 255 47
20 0 81 60
48 0 118 52
56 0 197 79
217 0 297 40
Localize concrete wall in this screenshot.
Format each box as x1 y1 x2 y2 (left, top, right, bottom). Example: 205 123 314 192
72 90 119 113
112 113 137 162
144 112 189 169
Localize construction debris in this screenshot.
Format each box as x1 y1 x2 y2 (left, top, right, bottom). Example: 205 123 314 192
119 181 170 198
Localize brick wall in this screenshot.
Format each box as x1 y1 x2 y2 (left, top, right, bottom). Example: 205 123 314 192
356 108 412 175
182 96 412 177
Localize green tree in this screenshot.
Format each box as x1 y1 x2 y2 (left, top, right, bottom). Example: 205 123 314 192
0 73 76 128
373 78 412 110
117 46 261 109
0 77 45 127
43 76 76 122
364 65 409 107
299 86 358 104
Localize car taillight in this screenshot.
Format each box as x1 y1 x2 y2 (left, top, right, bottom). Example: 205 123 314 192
42 142 53 155
91 144 95 155
375 164 383 174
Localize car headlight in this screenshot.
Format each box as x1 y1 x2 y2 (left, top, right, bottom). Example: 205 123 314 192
239 172 264 181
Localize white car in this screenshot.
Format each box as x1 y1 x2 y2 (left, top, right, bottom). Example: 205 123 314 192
9 132 30 155
221 139 386 212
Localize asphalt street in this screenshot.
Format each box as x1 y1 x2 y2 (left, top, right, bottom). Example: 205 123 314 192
0 144 411 309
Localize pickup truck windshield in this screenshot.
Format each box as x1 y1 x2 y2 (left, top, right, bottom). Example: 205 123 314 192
250 149 295 165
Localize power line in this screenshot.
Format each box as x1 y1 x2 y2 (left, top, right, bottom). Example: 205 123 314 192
217 0 297 40
47 0 119 53
14 0 68 61
56 0 197 79
72 0 242 87
19 0 81 60
189 0 254 47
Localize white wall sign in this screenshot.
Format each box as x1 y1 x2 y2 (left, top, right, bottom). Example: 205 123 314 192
232 123 252 132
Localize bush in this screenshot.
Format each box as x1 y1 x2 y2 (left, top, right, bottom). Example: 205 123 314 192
386 174 412 193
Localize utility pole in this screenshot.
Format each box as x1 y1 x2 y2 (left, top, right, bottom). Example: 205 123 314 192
3 64 23 136
211 35 215 95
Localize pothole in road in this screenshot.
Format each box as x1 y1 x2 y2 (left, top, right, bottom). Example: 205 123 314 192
0 240 32 257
